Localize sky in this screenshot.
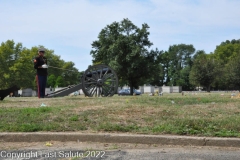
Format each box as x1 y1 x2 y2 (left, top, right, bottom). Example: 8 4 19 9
1 0 240 71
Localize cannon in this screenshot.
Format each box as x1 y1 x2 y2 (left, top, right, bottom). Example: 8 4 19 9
46 64 118 97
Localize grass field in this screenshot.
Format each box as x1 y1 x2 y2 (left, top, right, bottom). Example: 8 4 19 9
0 92 239 137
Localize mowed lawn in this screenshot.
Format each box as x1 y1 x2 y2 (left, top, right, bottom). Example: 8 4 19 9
0 92 239 137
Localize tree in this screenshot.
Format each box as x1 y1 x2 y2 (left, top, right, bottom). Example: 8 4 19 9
214 39 240 64
47 74 56 87
90 18 159 95
162 44 195 90
224 53 240 90
9 47 38 89
147 63 164 86
189 54 220 92
0 40 80 90
160 51 171 85
211 39 240 90
0 40 27 89
193 50 206 60
55 76 65 87
61 62 80 86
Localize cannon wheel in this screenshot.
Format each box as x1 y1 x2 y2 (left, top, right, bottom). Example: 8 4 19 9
81 64 118 97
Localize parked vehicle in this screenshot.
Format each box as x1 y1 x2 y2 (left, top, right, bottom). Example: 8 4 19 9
118 89 141 96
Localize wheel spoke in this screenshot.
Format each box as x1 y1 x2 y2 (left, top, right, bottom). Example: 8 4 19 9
102 85 110 96
103 73 114 80
89 86 96 96
82 64 118 97
98 87 101 97
103 68 109 77
93 87 98 97
99 66 103 79
102 83 112 88
104 83 114 92
86 84 95 91
92 72 99 80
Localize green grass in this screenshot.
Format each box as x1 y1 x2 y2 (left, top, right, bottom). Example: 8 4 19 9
0 93 239 137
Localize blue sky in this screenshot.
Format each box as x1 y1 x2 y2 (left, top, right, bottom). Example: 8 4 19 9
1 0 239 71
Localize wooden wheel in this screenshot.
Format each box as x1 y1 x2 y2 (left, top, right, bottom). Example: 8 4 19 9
81 64 118 97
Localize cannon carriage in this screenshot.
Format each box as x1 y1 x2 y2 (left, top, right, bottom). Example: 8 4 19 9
46 64 118 97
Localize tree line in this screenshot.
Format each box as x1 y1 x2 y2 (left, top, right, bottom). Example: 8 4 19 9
1 18 239 92
90 18 240 93
0 40 80 90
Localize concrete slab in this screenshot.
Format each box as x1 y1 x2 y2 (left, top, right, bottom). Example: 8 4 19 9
0 132 239 148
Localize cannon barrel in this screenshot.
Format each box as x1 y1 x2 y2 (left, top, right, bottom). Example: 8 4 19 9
85 67 112 77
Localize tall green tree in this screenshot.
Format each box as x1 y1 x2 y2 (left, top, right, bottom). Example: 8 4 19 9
214 39 240 64
163 44 195 90
0 40 80 90
213 39 240 90
160 51 171 85
224 52 240 90
90 18 159 94
9 48 37 88
189 54 221 92
0 40 26 89
146 50 165 86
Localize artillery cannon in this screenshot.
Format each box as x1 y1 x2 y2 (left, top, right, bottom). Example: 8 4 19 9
46 64 118 97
